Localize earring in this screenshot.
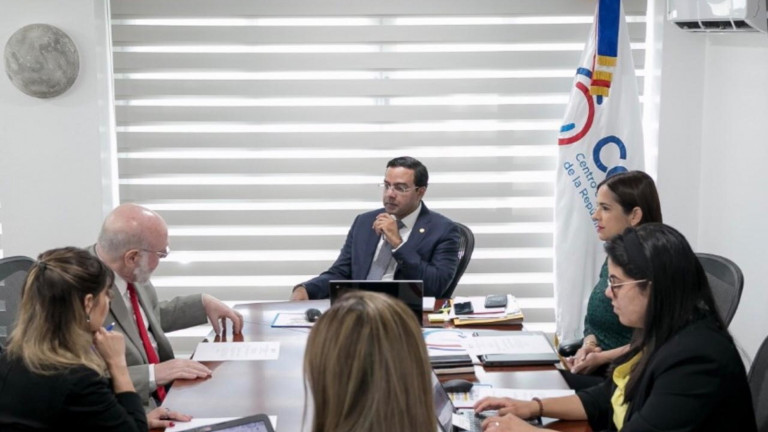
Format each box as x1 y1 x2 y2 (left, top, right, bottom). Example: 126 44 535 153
86 314 90 323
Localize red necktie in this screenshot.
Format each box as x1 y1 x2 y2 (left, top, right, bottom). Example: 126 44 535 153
127 282 166 402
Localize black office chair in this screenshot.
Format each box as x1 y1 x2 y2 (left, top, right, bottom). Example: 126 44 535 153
696 252 744 326
750 334 768 432
0 256 35 348
442 222 475 298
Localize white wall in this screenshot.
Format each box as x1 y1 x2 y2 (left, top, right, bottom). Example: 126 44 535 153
698 34 768 363
656 18 768 362
656 20 706 246
0 0 116 258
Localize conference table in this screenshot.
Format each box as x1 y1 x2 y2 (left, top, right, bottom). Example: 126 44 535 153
159 300 590 432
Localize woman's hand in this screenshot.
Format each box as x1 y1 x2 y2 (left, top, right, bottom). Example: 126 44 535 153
564 338 606 375
569 349 608 374
474 397 539 419
147 407 193 429
481 414 542 432
93 328 135 393
92 327 127 368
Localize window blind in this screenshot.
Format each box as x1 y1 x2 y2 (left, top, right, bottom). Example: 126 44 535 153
110 0 647 351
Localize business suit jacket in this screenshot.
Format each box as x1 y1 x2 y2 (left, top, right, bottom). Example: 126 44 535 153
301 203 460 299
577 316 757 432
0 355 146 431
87 245 207 407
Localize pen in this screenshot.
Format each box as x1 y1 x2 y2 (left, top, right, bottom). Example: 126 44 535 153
105 322 115 331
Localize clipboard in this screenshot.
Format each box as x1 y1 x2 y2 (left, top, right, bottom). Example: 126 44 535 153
468 331 560 366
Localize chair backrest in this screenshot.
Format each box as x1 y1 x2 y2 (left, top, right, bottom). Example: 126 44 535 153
696 252 744 326
443 222 475 298
749 334 768 432
0 256 35 347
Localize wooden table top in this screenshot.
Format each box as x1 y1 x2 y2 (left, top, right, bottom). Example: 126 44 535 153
157 300 590 432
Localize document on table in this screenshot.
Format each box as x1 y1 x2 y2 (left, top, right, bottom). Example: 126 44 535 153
447 384 493 408
423 328 471 357
271 312 313 328
167 415 277 431
465 332 555 356
192 341 280 361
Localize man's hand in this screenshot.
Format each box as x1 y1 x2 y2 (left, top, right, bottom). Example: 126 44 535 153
154 359 212 386
290 285 309 301
372 213 402 248
201 294 244 335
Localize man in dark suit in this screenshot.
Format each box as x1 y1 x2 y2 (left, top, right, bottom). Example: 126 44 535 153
91 203 243 408
291 156 460 300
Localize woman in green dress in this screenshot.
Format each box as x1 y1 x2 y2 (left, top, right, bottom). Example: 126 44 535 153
562 170 662 389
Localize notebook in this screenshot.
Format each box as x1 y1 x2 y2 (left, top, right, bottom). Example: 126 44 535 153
329 280 424 325
181 414 275 432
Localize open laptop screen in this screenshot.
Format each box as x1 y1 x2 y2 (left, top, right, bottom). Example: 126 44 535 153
431 370 455 432
329 280 424 326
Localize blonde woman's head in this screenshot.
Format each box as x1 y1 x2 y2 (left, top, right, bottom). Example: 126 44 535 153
304 291 436 432
7 247 114 374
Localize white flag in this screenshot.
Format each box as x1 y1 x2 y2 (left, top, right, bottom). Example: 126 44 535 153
554 0 644 342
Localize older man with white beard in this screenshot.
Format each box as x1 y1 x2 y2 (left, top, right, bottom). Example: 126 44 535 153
89 203 243 409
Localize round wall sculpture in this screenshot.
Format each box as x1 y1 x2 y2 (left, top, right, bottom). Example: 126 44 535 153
4 23 80 98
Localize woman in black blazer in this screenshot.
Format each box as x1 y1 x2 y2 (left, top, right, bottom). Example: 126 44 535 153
474 224 756 432
0 247 188 431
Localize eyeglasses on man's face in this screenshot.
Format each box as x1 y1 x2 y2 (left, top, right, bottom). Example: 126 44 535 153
378 182 421 194
141 246 170 259
608 278 648 297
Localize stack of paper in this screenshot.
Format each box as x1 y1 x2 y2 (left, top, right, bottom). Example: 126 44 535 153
423 328 477 375
430 354 475 375
451 295 524 326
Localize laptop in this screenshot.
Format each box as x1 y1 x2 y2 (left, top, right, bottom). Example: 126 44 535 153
431 371 540 432
329 280 424 325
431 370 494 432
183 414 275 432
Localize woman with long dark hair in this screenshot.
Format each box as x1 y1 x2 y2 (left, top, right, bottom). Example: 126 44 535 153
563 170 663 388
476 224 756 431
